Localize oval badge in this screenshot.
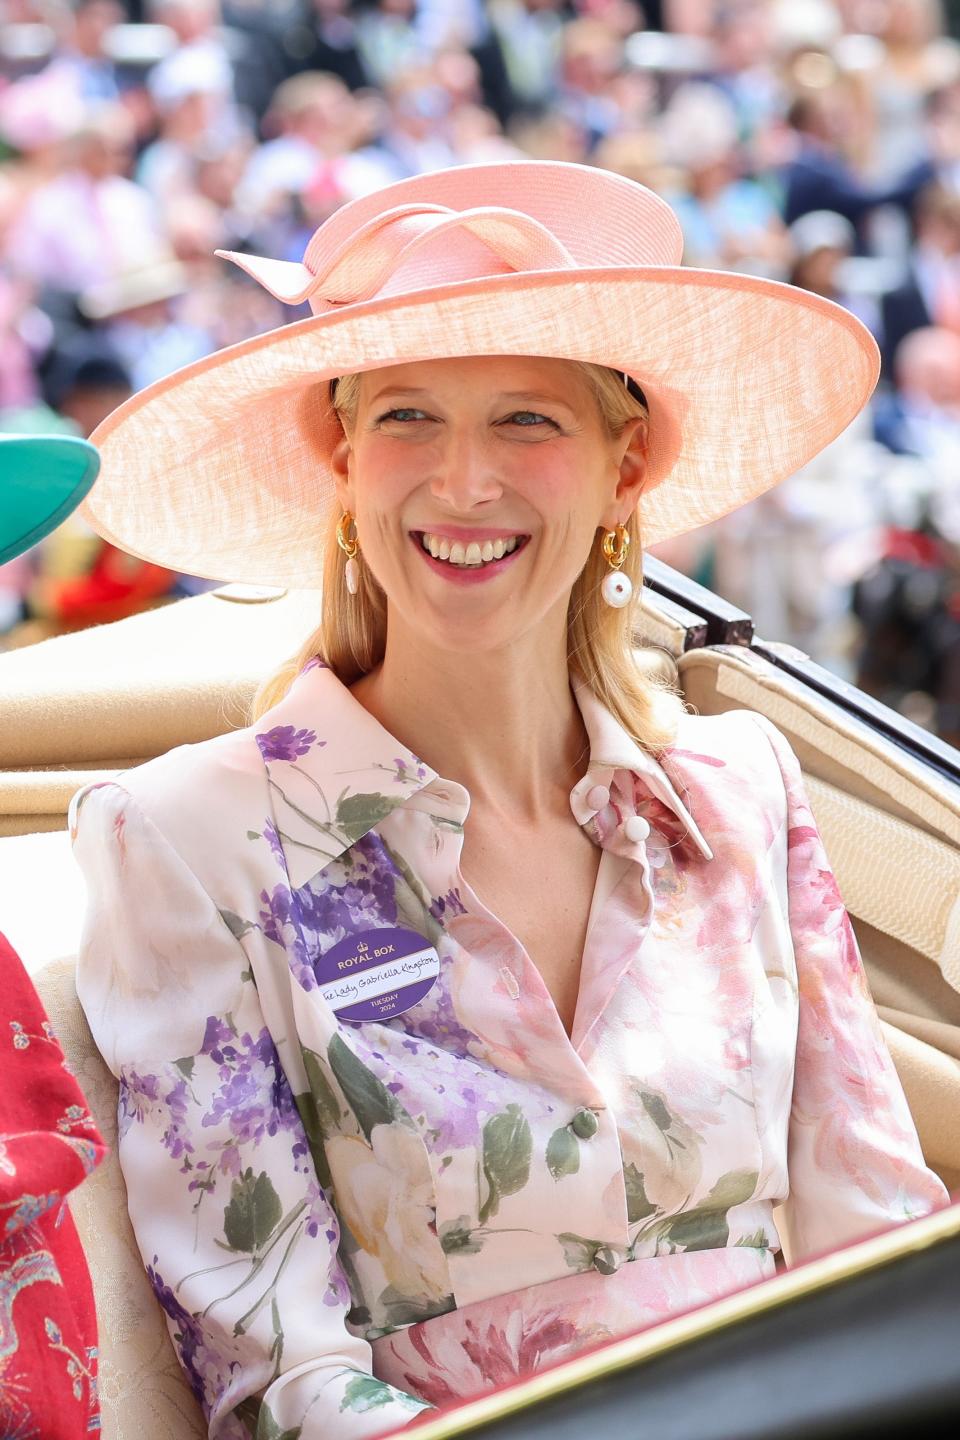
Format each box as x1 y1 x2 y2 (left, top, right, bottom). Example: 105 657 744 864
317 926 440 1023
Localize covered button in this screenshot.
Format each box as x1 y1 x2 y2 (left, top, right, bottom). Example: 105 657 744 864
593 1246 622 1276
623 815 651 843
570 1107 600 1139
585 784 610 812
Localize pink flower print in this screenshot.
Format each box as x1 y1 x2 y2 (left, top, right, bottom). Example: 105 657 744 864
256 725 322 762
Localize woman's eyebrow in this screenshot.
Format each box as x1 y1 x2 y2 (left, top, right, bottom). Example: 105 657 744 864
368 386 432 404
497 391 575 409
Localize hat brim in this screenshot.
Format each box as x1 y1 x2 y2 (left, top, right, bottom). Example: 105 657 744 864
0 435 100 565
84 266 879 587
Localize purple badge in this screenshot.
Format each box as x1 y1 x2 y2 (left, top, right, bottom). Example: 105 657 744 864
318 927 440 1023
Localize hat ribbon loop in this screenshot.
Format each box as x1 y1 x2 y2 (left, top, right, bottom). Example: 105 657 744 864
305 202 578 307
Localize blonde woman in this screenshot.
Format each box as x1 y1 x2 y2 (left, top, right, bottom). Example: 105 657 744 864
72 163 947 1439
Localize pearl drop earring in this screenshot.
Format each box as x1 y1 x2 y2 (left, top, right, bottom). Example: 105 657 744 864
336 511 360 595
600 524 632 608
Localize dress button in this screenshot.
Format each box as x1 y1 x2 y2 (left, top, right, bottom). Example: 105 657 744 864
585 784 610 812
593 1246 622 1276
623 815 651 843
570 1107 599 1139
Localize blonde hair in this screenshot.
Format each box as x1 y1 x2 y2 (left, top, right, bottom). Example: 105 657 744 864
253 361 684 753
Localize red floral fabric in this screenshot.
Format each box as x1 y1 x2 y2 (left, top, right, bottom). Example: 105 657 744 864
0 932 106 1437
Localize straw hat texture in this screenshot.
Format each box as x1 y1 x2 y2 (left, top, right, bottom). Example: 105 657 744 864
83 161 880 588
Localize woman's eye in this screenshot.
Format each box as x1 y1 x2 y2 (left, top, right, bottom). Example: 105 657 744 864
504 411 556 429
378 408 430 424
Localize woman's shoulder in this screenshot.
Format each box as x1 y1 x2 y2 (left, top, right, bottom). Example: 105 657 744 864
663 706 795 802
71 722 270 879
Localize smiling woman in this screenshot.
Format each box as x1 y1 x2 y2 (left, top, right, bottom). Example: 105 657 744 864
254 358 675 759
69 162 947 1440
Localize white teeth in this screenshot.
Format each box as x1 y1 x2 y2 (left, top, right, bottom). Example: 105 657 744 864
419 532 524 566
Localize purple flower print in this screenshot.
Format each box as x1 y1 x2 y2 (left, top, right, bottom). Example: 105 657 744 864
256 725 323 763
119 1068 196 1168
266 832 403 994
262 818 285 866
390 755 428 785
429 888 467 924
146 1261 236 1417
201 1026 303 1160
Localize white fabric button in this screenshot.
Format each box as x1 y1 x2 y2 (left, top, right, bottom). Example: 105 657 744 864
623 815 650 843
585 784 610 812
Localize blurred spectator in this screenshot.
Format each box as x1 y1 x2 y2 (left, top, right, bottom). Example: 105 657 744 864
5 103 165 294
486 0 567 115
881 180 960 368
781 85 936 229
788 206 881 333
51 0 127 105
661 81 789 272
289 0 372 90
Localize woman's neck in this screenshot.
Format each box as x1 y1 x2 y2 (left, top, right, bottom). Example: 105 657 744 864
350 618 590 823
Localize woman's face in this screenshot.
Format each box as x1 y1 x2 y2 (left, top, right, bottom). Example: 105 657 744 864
332 355 645 656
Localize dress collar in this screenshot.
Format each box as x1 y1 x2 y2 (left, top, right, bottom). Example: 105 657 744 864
254 663 711 890
570 682 714 861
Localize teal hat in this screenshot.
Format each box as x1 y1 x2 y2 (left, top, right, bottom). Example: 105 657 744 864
0 435 100 566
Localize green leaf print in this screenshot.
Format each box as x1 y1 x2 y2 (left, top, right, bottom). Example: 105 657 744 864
623 1163 657 1224
220 908 256 940
328 1034 408 1140
378 1285 456 1328
640 1090 673 1132
702 1169 759 1211
340 1373 417 1415
479 1103 532 1224
295 1048 347 1190
438 1217 484 1256
234 1397 302 1440
222 1170 283 1254
736 1229 770 1249
302 1047 344 1131
557 1232 601 1270
546 1126 581 1180
384 842 445 948
654 1170 759 1254
292 1093 332 1191
174 1055 195 1081
336 792 400 844
657 1206 732 1252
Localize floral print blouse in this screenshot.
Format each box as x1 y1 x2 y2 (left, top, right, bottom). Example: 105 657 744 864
70 663 947 1440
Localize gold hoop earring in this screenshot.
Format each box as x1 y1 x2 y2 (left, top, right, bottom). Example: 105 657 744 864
336 511 360 595
600 524 632 609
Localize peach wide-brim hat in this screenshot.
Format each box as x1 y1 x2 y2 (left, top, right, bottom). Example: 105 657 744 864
83 161 879 588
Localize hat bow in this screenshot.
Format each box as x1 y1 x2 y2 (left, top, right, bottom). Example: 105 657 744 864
217 202 578 313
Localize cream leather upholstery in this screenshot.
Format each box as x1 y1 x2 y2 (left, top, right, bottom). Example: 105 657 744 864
33 958 207 1439
2 590 958 1438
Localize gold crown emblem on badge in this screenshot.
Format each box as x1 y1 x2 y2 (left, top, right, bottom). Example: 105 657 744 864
357 941 368 953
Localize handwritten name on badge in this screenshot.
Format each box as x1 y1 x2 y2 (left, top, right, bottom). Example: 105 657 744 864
319 927 440 1022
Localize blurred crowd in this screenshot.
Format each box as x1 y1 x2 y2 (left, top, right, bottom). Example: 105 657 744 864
4 0 960 738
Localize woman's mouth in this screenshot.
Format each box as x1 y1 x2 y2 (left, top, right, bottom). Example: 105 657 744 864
411 530 529 580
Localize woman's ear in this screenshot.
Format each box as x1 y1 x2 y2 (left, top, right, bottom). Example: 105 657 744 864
601 415 647 528
330 432 353 511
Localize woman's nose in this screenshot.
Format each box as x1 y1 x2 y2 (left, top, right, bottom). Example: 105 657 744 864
427 433 504 509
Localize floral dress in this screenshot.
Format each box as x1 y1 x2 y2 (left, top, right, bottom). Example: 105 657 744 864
70 664 947 1439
